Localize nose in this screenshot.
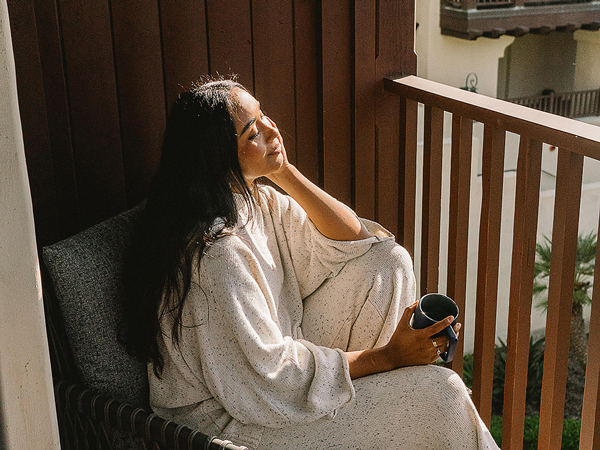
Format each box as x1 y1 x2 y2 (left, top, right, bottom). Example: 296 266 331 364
262 116 279 140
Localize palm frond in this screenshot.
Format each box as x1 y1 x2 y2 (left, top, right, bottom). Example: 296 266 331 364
533 232 597 307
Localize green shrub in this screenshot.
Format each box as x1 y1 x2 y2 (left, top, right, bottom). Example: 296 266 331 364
462 336 545 415
562 419 582 450
488 415 580 449
462 353 473 389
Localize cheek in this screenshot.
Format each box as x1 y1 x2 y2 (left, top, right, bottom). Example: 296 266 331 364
237 144 259 174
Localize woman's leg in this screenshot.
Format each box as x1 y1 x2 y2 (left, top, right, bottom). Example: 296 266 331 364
257 365 499 450
301 239 416 351
295 241 499 449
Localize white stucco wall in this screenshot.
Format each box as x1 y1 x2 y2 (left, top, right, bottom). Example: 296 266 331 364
500 32 577 99
415 0 514 98
574 29 600 92
0 1 60 448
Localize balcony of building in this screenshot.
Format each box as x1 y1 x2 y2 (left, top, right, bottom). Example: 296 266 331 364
440 0 600 39
508 88 600 118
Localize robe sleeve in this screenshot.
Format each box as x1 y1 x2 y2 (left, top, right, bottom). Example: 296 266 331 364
191 237 355 428
260 185 395 298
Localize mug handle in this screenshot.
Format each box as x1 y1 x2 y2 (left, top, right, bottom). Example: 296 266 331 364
439 325 458 362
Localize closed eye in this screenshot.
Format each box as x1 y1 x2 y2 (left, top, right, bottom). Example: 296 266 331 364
248 112 267 141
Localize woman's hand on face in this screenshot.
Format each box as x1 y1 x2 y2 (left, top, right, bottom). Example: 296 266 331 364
264 116 292 181
382 302 461 368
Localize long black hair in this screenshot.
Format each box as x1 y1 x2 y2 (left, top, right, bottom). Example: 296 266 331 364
121 78 254 376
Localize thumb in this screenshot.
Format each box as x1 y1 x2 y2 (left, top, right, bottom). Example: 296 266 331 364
422 316 454 338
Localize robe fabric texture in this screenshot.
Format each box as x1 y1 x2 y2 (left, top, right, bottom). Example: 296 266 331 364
149 185 499 449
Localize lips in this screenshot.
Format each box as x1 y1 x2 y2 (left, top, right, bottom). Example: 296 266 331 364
269 139 282 155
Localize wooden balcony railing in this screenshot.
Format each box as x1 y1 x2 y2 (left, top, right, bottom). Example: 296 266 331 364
509 89 600 120
384 75 600 449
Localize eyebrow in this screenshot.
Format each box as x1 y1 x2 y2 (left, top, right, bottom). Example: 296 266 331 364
238 100 262 137
240 117 256 137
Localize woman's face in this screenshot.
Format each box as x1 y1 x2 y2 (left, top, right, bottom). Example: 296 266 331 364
231 88 284 183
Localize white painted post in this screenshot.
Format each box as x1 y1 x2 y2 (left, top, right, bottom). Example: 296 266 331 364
0 0 61 448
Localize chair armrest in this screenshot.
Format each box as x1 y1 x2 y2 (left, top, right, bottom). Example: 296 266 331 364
54 380 248 450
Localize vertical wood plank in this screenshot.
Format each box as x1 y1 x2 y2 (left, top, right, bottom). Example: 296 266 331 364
32 0 79 244
420 106 432 292
159 0 210 109
580 211 600 450
538 149 584 450
111 0 165 206
401 98 418 257
375 0 417 237
205 0 254 90
502 137 543 449
353 0 376 220
321 2 352 206
472 125 505 426
446 114 473 376
252 0 296 165
58 0 127 228
420 106 444 295
293 0 319 185
6 0 59 246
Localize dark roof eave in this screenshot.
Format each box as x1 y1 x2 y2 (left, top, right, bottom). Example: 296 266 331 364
440 1 600 40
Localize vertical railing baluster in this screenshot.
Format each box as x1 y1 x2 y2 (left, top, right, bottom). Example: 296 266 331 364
502 137 543 450
585 91 591 117
420 106 444 294
580 211 600 450
446 114 473 377
537 149 584 450
401 98 419 258
472 125 505 426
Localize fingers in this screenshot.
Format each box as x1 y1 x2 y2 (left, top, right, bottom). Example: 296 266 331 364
399 302 418 326
422 315 454 337
432 323 462 355
266 115 279 131
453 322 461 340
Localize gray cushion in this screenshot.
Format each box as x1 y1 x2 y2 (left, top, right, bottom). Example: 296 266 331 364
43 205 148 408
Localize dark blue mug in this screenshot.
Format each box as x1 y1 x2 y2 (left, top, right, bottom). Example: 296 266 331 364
412 293 459 362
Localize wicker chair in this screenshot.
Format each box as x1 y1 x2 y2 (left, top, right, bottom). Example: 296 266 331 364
42 206 247 450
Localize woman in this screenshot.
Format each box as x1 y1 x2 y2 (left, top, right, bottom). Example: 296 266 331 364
122 78 499 449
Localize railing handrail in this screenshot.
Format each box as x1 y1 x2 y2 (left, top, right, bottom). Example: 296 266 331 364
507 88 600 120
383 76 600 159
508 87 600 103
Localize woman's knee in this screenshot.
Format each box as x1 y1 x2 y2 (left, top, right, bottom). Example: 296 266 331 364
417 365 472 404
353 239 414 277
353 365 469 403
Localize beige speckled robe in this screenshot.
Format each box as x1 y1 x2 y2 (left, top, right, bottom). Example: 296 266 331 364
149 185 498 450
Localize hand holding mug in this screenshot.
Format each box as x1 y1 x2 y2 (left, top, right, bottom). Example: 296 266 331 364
412 293 460 362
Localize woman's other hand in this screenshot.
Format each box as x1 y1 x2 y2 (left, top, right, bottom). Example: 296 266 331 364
383 302 461 367
345 302 461 379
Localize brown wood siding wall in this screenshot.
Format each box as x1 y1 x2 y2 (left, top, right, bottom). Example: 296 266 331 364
7 0 416 247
